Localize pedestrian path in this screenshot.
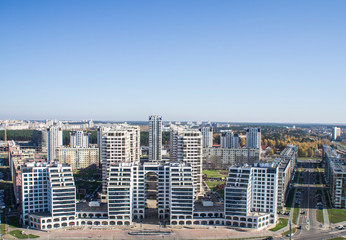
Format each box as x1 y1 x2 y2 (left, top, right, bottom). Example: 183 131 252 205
321 189 330 229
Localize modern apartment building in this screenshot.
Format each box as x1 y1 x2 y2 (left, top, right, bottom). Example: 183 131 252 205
48 126 63 162
70 131 89 148
97 124 140 194
149 115 162 161
333 127 341 141
32 130 48 152
323 145 346 208
200 126 213 148
170 125 203 196
21 163 76 229
8 141 43 205
246 127 261 149
275 145 297 209
220 130 239 148
107 162 194 225
224 163 278 229
203 148 260 170
56 147 99 170
21 158 281 230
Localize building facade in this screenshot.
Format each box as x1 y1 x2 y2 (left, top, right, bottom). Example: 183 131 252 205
323 145 346 208
97 124 140 194
21 163 76 229
170 125 203 196
48 126 63 162
220 130 239 148
201 126 213 148
224 163 278 229
276 145 297 210
56 147 99 170
333 127 341 141
203 148 260 170
246 128 261 149
70 131 89 148
149 115 162 161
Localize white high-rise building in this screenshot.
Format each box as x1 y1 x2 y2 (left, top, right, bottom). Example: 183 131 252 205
221 130 233 148
225 163 278 229
201 126 213 148
21 162 76 226
107 162 194 224
233 133 239 148
98 124 140 194
246 127 261 149
47 126 63 162
220 130 239 148
170 125 203 196
70 131 89 148
149 115 162 161
332 127 341 140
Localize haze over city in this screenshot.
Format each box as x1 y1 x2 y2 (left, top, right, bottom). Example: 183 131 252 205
1 1 346 122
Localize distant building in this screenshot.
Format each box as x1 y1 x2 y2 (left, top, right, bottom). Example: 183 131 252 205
332 127 341 141
56 147 99 170
203 148 260 170
48 126 63 162
221 130 239 148
246 127 261 149
32 130 48 152
149 115 162 161
70 131 89 148
201 126 213 148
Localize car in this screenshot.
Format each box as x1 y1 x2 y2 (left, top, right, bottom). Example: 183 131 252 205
300 211 305 214
264 237 273 240
297 226 302 229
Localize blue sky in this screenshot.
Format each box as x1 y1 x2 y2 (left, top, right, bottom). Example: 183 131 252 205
1 1 345 123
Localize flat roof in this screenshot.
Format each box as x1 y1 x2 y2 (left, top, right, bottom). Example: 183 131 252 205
76 202 108 213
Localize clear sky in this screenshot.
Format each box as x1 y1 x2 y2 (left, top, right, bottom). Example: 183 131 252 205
1 1 345 123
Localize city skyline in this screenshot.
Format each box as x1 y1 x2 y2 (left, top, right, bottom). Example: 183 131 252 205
1 1 346 123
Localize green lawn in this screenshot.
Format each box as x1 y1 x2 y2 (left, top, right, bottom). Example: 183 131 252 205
9 230 39 239
316 209 324 223
292 204 300 224
270 218 288 232
0 223 5 235
206 181 224 189
327 208 346 224
205 181 225 199
203 170 227 179
327 237 345 240
74 169 95 179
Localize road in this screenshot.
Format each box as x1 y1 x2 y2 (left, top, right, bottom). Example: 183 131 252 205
286 159 345 240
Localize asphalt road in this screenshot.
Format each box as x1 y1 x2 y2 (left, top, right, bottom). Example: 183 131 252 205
285 159 346 240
